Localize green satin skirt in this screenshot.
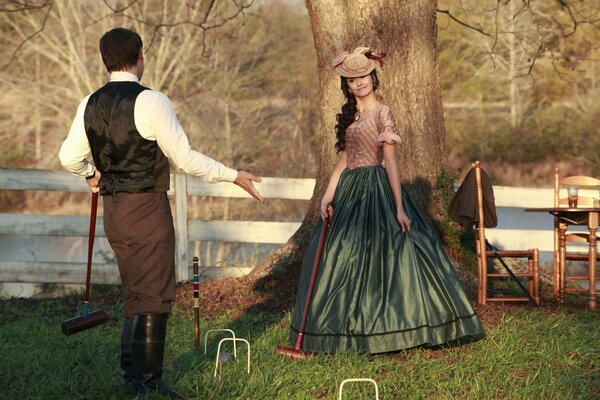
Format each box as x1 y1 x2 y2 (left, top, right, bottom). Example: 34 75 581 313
289 166 485 354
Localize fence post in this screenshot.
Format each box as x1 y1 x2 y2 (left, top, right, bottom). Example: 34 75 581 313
174 172 189 282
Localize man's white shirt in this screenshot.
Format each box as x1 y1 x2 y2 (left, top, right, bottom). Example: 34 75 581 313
59 71 237 183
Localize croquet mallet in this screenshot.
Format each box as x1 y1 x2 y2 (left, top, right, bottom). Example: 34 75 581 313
275 216 330 359
61 192 109 335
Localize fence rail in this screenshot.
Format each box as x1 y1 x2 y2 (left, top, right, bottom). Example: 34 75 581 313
0 168 314 284
0 167 581 286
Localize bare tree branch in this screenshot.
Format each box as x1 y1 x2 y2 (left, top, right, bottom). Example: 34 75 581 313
488 0 501 69
1 0 254 70
96 0 254 55
1 1 52 69
437 7 491 36
559 0 578 37
442 0 600 82
100 0 138 14
0 0 51 12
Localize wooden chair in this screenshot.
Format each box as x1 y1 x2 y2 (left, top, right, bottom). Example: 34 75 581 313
473 161 540 305
552 168 600 304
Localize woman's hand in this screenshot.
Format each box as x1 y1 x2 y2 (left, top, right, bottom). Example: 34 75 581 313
320 200 334 221
396 209 411 232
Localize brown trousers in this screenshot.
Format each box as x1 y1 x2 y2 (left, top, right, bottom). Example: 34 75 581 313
103 192 176 318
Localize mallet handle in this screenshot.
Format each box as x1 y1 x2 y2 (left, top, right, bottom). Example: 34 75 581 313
295 217 330 351
85 192 98 303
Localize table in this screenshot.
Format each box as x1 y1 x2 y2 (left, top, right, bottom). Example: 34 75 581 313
524 207 599 310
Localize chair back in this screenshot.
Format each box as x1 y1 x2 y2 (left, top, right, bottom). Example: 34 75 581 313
552 168 600 308
554 168 600 208
471 161 540 305
473 161 486 230
473 161 488 304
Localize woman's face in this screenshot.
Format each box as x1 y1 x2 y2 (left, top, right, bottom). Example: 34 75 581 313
346 74 374 98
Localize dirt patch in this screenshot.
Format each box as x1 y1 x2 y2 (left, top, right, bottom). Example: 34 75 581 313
174 266 300 320
2 274 583 328
173 273 574 329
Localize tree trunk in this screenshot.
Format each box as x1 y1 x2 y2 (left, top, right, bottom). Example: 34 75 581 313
250 0 446 281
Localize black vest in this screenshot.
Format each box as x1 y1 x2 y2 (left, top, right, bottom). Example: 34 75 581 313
84 81 170 195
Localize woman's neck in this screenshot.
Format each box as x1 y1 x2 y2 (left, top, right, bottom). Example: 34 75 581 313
356 94 379 111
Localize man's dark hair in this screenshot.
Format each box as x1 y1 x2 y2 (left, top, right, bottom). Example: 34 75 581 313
99 28 143 72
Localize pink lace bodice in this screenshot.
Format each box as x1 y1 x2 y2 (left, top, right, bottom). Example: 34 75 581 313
345 104 399 170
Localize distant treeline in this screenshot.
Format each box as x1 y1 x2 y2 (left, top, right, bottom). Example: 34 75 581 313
1 0 598 189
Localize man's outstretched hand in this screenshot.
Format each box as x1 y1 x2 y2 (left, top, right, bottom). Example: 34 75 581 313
234 170 264 202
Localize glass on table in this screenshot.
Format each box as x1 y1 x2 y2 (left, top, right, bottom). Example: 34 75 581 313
567 187 578 208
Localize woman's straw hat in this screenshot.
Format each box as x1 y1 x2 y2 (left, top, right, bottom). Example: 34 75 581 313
332 47 385 78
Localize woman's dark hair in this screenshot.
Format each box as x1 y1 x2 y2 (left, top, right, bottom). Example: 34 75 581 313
99 28 143 72
334 70 379 153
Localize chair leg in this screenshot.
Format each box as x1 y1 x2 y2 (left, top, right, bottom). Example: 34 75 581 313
476 239 483 305
533 250 540 305
477 258 483 305
553 228 559 300
558 227 567 304
553 252 559 300
588 229 597 310
481 255 488 305
528 258 534 302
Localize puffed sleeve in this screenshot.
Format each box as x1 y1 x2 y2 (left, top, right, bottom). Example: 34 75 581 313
376 105 402 145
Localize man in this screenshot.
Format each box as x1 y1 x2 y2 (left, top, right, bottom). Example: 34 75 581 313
59 27 263 399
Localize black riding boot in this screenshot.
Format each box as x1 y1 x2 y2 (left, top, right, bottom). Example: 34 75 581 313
131 313 183 399
120 317 137 395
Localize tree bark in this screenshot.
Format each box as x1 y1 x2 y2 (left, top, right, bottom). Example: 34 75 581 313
250 0 447 281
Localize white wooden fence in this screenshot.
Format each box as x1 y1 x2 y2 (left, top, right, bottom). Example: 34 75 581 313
0 168 314 285
0 167 579 286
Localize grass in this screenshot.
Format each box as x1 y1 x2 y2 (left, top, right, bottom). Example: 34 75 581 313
1 288 599 400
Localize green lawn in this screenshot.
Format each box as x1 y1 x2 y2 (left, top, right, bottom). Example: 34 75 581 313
1 287 598 400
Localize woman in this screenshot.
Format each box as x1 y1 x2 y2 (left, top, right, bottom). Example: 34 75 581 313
289 47 485 354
